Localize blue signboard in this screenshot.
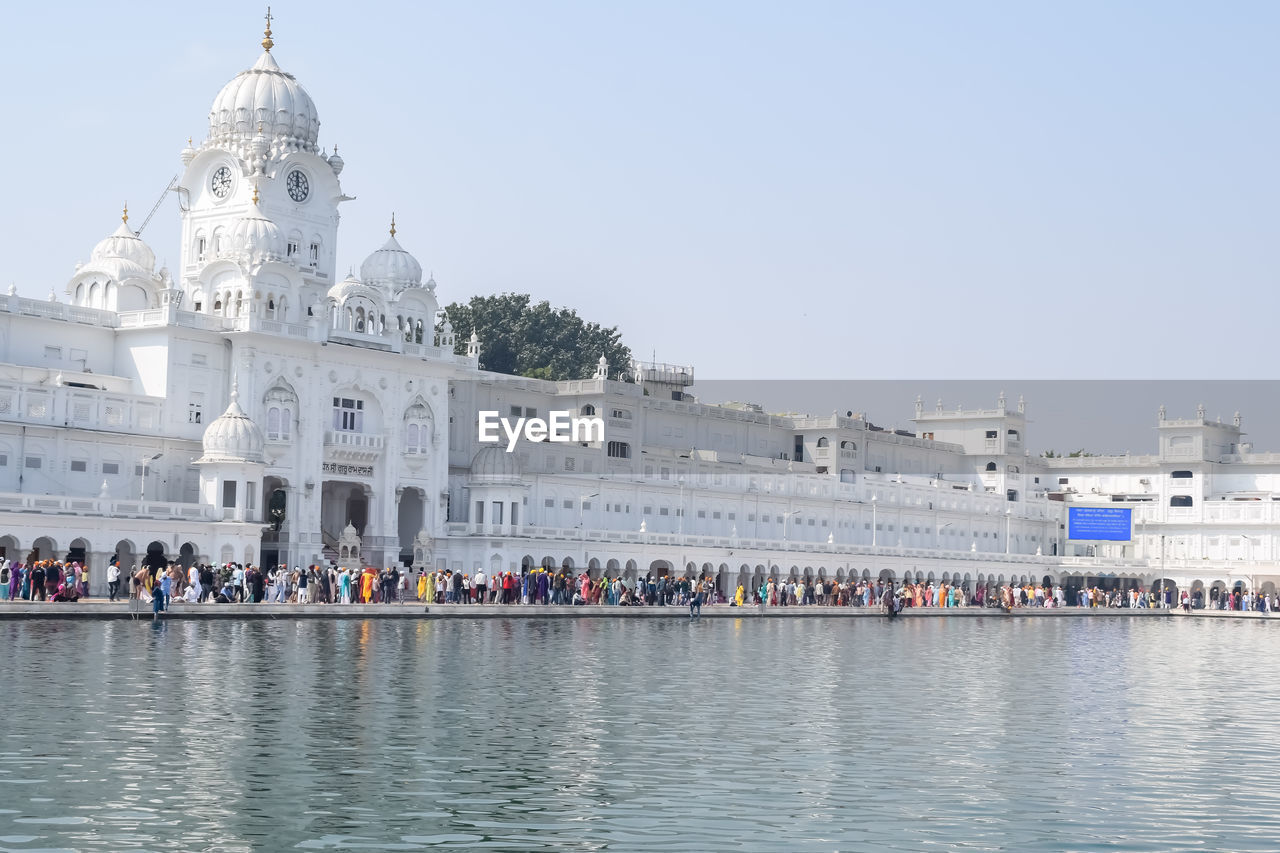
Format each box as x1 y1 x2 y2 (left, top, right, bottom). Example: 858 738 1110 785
1067 506 1132 541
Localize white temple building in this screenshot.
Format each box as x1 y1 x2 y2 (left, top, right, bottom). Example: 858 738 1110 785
1 21 1277 602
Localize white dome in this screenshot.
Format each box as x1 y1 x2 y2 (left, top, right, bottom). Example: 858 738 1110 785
470 446 522 484
199 383 265 464
230 213 285 263
327 273 383 305
360 226 422 290
91 212 156 274
208 50 320 155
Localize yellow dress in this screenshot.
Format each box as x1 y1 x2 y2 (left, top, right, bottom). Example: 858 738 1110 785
417 574 427 601
734 584 745 606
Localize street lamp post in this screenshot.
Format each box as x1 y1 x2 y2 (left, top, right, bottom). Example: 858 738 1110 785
871 496 878 548
678 477 685 537
783 509 801 544
937 521 953 550
1242 534 1256 597
140 451 163 502
577 492 599 530
1158 531 1173 608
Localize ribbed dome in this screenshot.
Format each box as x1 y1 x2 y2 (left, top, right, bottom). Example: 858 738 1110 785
208 50 320 155
470 446 522 484
327 273 383 304
230 213 284 263
360 227 422 290
91 215 156 274
199 383 265 464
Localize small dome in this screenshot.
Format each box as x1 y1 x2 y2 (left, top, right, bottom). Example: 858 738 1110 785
208 50 320 155
360 218 422 289
91 208 156 274
199 382 265 464
328 145 344 176
230 212 284 263
470 446 522 484
327 273 383 305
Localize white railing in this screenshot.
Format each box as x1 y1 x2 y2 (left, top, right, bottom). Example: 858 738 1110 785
324 431 385 450
0 491 217 521
634 360 694 385
440 522 1069 563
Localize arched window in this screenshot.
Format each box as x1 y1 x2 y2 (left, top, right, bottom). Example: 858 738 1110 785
234 291 244 317
985 462 997 472
264 386 296 441
840 440 856 450
414 319 424 344
404 402 433 453
265 296 276 319
581 404 596 416
816 437 829 448
354 306 366 332
213 296 223 314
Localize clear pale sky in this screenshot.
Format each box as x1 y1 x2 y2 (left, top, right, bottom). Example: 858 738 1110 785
2 1 1275 380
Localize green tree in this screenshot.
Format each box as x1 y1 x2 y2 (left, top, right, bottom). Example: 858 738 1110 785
438 293 632 381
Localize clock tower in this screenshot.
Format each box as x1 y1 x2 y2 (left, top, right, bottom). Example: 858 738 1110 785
177 12 346 324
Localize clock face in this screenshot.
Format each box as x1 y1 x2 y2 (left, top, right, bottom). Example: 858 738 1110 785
286 170 310 202
210 166 232 199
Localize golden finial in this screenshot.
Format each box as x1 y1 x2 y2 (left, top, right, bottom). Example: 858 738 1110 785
251 184 260 206
122 203 129 224
262 6 274 51
187 136 193 147
390 213 396 237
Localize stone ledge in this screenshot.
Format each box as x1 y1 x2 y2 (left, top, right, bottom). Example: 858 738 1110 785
0 602 1264 621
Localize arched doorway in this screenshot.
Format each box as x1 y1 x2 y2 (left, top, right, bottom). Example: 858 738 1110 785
30 536 57 563
113 539 137 574
143 541 167 571
66 537 90 566
397 487 426 564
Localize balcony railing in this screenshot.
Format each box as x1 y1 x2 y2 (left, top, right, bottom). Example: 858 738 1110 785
0 491 217 521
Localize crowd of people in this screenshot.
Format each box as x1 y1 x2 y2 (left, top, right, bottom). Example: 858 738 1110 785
1 560 90 602
4 556 1278 615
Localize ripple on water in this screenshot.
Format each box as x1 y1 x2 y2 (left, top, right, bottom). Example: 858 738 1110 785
1 617 1279 850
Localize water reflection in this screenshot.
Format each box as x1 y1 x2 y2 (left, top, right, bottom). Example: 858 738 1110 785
0 617 1277 850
